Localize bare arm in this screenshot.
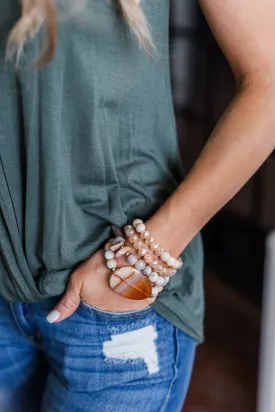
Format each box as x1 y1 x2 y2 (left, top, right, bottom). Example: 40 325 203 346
146 0 275 256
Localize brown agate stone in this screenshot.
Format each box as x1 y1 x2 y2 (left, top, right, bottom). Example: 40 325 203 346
110 266 152 300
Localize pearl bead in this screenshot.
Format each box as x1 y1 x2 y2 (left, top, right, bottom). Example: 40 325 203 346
167 257 176 267
107 259 117 269
172 259 179 269
161 252 170 262
135 259 146 270
133 219 143 228
138 248 147 257
161 268 168 276
127 254 138 265
153 245 161 255
148 236 155 244
155 276 165 286
125 228 134 237
143 266 152 276
149 272 159 282
140 230 150 240
133 240 143 250
136 223 146 233
124 225 133 231
174 260 182 269
151 287 159 297
104 250 115 260
165 277 170 284
129 235 138 243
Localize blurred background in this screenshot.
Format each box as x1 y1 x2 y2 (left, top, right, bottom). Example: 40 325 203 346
169 1 275 410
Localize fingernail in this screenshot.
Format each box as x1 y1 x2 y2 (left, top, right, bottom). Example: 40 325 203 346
46 310 61 323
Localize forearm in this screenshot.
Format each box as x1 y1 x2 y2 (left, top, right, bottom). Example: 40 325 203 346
146 80 275 256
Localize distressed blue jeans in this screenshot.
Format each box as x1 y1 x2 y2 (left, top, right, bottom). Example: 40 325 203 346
0 296 197 412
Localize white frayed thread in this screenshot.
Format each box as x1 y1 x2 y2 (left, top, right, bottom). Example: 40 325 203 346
103 325 159 374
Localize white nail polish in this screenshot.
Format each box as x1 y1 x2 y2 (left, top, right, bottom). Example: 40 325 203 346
46 310 61 323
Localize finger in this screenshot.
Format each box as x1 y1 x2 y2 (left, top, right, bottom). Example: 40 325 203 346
46 272 84 323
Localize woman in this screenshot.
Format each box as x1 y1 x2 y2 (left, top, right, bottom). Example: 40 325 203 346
0 0 274 411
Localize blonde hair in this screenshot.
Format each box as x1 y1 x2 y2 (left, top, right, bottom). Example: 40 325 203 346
7 0 154 67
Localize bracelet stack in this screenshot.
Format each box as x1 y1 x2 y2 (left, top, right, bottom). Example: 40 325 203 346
104 219 183 301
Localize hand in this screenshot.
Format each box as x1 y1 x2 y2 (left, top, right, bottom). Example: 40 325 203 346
46 247 163 323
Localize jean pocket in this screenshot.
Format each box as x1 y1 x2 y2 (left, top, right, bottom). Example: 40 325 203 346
79 300 153 320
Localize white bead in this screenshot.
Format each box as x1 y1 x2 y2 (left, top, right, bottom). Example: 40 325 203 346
136 223 146 233
155 276 165 286
151 287 159 297
127 254 138 265
165 276 170 284
167 257 176 267
107 259 117 269
143 266 152 276
104 250 115 260
135 259 146 270
161 252 170 262
149 272 159 282
162 277 169 286
174 260 181 269
133 219 143 228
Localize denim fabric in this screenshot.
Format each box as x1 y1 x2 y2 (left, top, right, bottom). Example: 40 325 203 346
0 297 197 412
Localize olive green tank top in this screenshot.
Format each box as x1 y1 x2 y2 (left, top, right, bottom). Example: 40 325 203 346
0 0 204 342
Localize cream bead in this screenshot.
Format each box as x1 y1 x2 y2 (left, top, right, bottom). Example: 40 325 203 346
149 242 157 251
129 235 138 243
155 276 165 286
149 272 159 282
167 257 176 267
151 287 159 297
161 252 170 262
136 223 146 233
104 250 115 260
174 260 182 269
140 230 150 240
148 236 155 244
133 240 143 250
133 219 143 228
107 259 117 269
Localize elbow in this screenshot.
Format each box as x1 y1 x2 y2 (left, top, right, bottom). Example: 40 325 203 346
236 65 275 97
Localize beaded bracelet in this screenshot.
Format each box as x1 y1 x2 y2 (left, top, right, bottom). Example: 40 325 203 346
124 219 183 270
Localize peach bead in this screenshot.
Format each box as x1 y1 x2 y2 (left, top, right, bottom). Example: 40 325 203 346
140 230 150 240
143 253 153 264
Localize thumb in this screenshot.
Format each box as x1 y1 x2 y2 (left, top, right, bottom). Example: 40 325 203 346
46 272 83 323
